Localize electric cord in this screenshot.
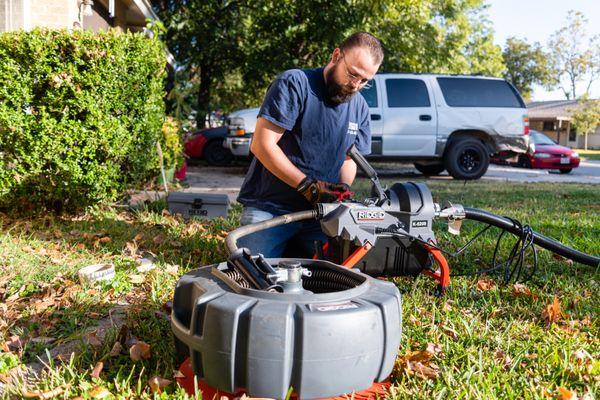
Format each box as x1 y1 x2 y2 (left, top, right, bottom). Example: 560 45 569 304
376 214 569 284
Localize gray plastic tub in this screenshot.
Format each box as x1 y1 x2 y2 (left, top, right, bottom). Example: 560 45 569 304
171 259 402 399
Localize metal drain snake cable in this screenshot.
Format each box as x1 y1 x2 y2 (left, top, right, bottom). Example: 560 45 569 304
225 210 319 255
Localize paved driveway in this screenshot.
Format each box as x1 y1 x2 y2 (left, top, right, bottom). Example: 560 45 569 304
183 160 600 201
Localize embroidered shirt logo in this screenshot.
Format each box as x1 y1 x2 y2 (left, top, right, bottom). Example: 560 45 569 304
347 122 358 136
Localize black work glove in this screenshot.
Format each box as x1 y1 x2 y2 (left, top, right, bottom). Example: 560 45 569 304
296 177 340 205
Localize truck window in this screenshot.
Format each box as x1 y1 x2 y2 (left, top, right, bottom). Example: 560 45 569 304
385 79 431 107
360 80 378 108
437 77 525 108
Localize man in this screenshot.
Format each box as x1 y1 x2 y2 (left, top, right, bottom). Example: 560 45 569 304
236 32 383 257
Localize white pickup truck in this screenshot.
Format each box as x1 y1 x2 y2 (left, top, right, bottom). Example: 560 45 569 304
224 73 529 180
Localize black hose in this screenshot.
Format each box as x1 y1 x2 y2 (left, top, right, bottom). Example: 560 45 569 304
225 210 318 255
464 207 599 267
302 268 363 293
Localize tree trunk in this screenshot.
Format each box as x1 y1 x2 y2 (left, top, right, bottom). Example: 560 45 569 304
197 65 211 128
585 133 588 150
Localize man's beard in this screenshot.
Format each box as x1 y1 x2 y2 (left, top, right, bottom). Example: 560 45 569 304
325 64 357 105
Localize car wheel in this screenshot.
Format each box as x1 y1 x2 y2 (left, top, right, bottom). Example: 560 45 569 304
559 168 572 174
517 154 532 168
414 162 445 176
444 138 490 180
204 140 234 166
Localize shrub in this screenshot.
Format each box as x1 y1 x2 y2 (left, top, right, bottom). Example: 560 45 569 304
160 117 184 172
0 28 167 213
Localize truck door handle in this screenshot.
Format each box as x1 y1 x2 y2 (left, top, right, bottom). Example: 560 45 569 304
371 114 381 121
419 114 432 121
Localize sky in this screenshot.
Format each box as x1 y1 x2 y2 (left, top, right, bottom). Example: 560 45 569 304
485 0 600 101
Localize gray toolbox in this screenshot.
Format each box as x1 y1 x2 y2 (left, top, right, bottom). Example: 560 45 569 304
167 192 230 219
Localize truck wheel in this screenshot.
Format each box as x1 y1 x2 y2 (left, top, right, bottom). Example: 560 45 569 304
204 140 234 166
444 138 490 180
414 162 445 176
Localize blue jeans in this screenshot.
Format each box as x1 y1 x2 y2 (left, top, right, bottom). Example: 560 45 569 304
237 206 327 258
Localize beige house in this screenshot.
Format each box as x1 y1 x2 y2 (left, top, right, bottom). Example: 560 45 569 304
1 0 159 31
0 0 173 63
527 100 600 150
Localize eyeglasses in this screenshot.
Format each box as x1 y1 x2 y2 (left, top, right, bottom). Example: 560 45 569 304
339 52 370 87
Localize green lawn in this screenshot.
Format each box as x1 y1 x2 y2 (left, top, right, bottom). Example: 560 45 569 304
0 180 598 399
576 149 600 161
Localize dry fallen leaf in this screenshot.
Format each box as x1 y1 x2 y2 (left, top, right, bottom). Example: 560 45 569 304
409 361 439 379
3 335 24 352
91 361 103 379
541 296 563 325
441 325 459 340
86 331 103 348
476 276 495 291
512 283 531 297
396 350 439 380
129 274 145 284
22 386 64 399
134 233 144 242
408 315 422 327
153 234 165 245
89 386 111 399
148 376 172 393
130 341 151 361
494 349 512 369
98 236 111 244
556 387 577 400
173 370 185 379
425 343 443 357
165 264 179 275
571 349 590 365
110 341 123 357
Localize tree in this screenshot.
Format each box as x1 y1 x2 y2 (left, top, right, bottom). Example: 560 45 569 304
571 97 600 150
153 0 507 118
240 0 371 101
547 10 600 100
367 0 505 76
152 1 250 126
502 37 553 101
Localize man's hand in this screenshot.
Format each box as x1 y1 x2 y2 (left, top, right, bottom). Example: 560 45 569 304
297 179 351 205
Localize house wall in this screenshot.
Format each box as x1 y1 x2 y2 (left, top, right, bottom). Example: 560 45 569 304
0 0 25 31
0 0 146 32
576 126 600 149
30 0 79 30
533 120 600 149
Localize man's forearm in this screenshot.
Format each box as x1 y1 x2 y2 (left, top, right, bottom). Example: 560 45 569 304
252 141 306 188
339 158 357 185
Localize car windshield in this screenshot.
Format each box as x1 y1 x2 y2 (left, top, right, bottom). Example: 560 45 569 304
531 131 556 145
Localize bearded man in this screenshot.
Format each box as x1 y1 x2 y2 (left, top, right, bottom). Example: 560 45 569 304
236 32 384 257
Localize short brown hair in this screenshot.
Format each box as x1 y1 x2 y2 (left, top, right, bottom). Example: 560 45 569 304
339 32 384 65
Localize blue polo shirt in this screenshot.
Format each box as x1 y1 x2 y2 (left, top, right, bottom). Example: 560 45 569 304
237 68 371 215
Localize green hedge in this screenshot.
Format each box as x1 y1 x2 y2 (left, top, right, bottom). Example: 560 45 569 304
0 28 167 213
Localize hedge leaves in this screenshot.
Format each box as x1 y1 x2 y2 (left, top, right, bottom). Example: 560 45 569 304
0 29 166 213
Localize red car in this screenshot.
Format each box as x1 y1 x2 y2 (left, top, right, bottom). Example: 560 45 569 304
519 130 580 173
494 130 580 174
184 126 234 166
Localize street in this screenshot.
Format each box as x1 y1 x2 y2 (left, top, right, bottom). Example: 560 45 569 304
183 160 600 202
